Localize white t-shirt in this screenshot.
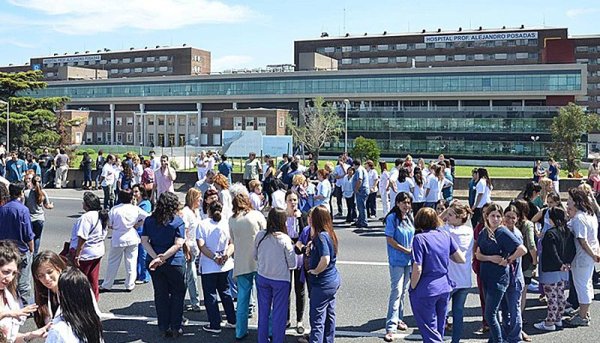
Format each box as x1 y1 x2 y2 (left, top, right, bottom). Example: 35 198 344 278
271 189 287 210
250 192 263 211
70 211 107 261
181 206 201 256
412 183 425 203
0 289 25 343
206 156 215 171
440 223 474 289
334 163 348 186
424 175 442 203
397 177 415 194
570 211 600 267
108 203 150 247
315 179 331 207
219 189 233 220
379 170 390 193
196 157 208 180
367 169 379 192
196 218 234 274
475 178 492 208
133 164 143 185
100 163 116 187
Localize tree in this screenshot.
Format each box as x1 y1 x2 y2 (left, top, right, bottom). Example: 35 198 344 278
0 71 69 151
351 136 381 162
286 97 343 160
549 102 600 173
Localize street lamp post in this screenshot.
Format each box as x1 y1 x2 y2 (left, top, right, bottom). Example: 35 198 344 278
0 100 8 152
343 99 350 154
531 135 540 163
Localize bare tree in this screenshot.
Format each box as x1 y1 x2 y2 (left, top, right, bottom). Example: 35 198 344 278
286 97 343 161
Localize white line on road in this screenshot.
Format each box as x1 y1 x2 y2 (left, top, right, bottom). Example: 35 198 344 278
48 196 84 201
337 260 389 266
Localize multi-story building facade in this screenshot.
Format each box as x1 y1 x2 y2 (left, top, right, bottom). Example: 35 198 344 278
23 63 586 160
0 45 210 80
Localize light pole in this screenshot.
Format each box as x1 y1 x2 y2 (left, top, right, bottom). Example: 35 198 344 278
531 135 540 163
0 100 8 152
343 99 350 154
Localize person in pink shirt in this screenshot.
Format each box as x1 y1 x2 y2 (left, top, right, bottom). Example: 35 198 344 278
154 155 177 198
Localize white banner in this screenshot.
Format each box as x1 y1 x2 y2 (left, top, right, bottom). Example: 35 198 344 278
42 55 101 64
424 31 538 43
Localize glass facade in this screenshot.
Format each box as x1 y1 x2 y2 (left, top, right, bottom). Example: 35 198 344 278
24 70 582 99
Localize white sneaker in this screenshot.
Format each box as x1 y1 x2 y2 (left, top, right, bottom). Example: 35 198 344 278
221 321 236 329
555 320 563 328
534 321 556 331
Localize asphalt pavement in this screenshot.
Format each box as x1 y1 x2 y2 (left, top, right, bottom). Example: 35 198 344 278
18 189 600 342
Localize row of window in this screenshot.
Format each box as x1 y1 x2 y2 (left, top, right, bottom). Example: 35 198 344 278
87 116 134 126
577 58 600 65
346 117 552 133
109 66 172 74
86 115 268 128
575 46 600 53
43 55 172 67
341 53 538 65
317 39 539 54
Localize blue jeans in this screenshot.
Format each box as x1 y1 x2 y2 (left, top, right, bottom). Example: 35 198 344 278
31 220 44 255
149 264 186 332
201 271 236 329
355 189 368 227
228 269 238 299
501 280 523 343
236 272 256 339
448 288 469 343
484 285 507 343
257 275 290 343
18 251 32 305
185 255 200 308
386 265 411 332
136 242 150 283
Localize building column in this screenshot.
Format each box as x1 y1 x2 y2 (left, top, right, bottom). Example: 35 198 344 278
185 113 189 147
232 102 237 110
427 100 431 111
521 99 526 110
164 114 168 147
458 100 462 111
136 103 145 146
174 113 179 147
489 100 493 110
110 104 115 145
153 113 158 147
196 103 202 147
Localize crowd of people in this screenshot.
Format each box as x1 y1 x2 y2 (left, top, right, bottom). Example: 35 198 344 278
0 145 599 343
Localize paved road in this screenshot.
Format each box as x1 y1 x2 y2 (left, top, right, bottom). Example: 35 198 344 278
19 190 600 342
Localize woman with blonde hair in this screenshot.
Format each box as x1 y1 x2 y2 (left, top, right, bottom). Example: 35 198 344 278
538 177 554 206
214 173 233 220
181 188 202 312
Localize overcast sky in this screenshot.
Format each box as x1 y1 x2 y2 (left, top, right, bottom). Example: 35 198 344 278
1 0 599 72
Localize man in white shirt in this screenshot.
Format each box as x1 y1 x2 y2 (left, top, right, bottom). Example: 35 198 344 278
99 155 116 209
333 155 349 217
294 155 307 173
196 150 208 182
149 151 160 171
100 189 150 292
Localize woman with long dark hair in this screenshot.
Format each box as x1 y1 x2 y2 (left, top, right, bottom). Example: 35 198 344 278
32 251 67 328
255 207 296 343
181 188 202 311
306 205 341 343
475 203 527 343
81 152 93 190
24 175 53 254
141 192 186 338
69 192 109 299
384 192 415 342
285 189 308 333
132 185 152 285
230 191 266 340
412 167 425 213
45 267 103 343
471 168 493 226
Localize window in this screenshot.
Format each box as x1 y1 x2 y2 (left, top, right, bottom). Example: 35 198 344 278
126 132 133 143
529 52 538 59
46 72 54 77
201 117 208 126
122 68 131 73
474 54 485 61
454 54 466 61
148 133 154 144
377 44 388 51
359 58 370 64
414 56 426 62
426 55 435 62
110 59 119 64
466 54 474 61
178 117 186 126
158 118 165 125
147 56 155 62
105 132 112 143
407 43 415 50
434 55 446 62
377 57 389 63
147 67 155 72
415 43 426 49
168 117 175 126
495 53 507 60
159 56 169 61
577 59 589 64
342 46 352 52
96 132 103 143
359 45 370 52
200 134 208 145
116 132 123 143
396 44 407 50
257 117 267 127
100 60 107 65
134 68 143 73
134 57 143 62
434 42 446 49
516 52 529 59
86 132 92 143
529 39 538 46
233 117 243 128
116 117 122 126
159 66 168 72
126 117 133 126
494 40 504 47
122 58 131 63
396 56 407 63
189 117 196 126
212 134 221 145
213 117 221 126
323 47 335 53
110 69 119 74
245 116 254 129
87 117 93 125
341 58 353 64
97 117 103 125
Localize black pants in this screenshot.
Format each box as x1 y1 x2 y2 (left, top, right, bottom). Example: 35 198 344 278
471 207 483 228
102 185 114 209
150 264 186 332
334 186 344 214
412 202 425 213
367 191 377 217
345 196 357 222
288 268 306 323
567 271 579 309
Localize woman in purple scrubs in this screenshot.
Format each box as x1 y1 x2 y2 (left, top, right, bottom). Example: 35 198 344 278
409 207 466 343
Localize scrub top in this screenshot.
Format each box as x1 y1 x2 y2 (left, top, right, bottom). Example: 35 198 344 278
477 227 521 291
308 232 340 288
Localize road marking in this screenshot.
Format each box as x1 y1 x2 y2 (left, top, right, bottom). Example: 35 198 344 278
337 260 389 266
48 196 84 201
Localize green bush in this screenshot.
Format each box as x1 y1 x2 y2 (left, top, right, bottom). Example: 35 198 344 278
170 160 180 170
351 136 381 162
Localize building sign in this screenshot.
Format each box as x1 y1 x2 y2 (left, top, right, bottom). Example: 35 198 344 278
32 64 41 71
424 31 538 43
42 55 101 64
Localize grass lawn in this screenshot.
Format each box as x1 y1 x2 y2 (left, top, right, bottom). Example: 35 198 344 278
70 149 581 179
